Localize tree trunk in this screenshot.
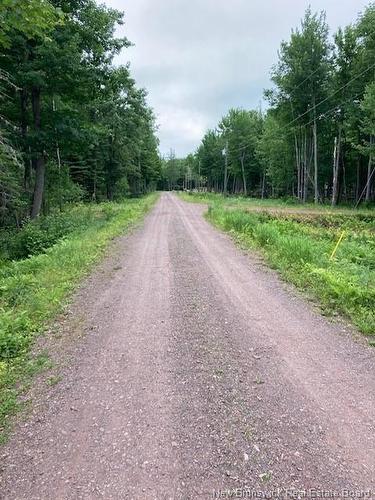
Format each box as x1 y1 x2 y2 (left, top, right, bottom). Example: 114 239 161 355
356 155 361 203
232 175 236 194
30 86 45 218
52 99 63 210
331 126 341 206
294 132 300 201
331 136 338 205
20 89 32 190
240 152 247 196
31 158 45 218
261 170 266 199
303 130 308 203
365 135 373 202
342 159 347 202
313 101 318 204
223 139 228 195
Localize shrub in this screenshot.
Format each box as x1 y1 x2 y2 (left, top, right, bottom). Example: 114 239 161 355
1 204 124 260
0 310 34 359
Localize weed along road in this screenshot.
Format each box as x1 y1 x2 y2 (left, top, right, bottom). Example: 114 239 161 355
1 193 375 499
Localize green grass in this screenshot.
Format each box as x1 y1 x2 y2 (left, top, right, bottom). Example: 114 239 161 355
0 194 157 441
181 192 375 338
180 191 375 214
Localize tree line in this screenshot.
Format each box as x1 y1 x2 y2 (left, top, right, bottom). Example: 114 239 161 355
0 0 161 227
170 4 375 205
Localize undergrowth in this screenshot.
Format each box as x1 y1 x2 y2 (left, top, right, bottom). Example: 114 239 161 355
0 205 116 261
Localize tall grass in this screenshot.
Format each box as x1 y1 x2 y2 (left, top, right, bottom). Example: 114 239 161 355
203 199 375 338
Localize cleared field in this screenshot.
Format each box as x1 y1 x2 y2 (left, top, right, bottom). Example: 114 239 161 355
181 192 375 338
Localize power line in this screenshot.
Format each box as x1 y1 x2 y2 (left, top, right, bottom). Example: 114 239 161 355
282 91 362 140
284 61 375 128
196 62 375 165
279 66 322 98
214 90 362 160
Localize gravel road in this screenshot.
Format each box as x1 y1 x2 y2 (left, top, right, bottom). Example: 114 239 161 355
1 193 374 499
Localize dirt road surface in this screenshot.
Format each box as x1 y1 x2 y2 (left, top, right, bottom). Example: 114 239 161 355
1 193 374 499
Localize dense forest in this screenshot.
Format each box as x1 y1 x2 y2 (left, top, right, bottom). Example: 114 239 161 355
0 0 161 228
166 4 375 206
1 1 374 224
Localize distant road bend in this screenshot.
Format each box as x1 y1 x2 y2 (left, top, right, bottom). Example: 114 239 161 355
1 193 375 499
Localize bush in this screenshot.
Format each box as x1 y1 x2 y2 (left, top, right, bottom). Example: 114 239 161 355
1 204 119 260
0 310 33 359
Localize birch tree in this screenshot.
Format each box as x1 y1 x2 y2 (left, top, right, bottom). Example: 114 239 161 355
268 8 331 203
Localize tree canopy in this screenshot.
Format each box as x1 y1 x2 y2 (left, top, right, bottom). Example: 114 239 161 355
0 0 161 225
185 4 375 206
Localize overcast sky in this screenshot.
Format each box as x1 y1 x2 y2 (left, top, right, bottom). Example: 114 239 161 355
103 0 369 157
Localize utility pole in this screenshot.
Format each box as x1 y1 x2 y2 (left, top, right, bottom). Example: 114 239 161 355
223 139 228 195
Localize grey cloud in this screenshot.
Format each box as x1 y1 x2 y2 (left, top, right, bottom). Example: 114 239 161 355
106 0 369 156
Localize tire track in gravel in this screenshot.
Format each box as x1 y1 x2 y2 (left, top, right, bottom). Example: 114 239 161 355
0 193 374 499
169 195 375 480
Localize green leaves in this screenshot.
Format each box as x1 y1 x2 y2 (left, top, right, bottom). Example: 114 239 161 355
0 0 160 223
361 82 375 138
193 5 375 203
0 0 62 48
0 195 156 360
0 309 33 360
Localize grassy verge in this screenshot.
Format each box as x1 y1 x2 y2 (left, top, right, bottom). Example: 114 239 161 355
180 191 375 213
180 192 375 339
0 194 158 441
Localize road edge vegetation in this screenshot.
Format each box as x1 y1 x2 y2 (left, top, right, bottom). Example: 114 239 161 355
0 193 158 442
181 192 375 342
